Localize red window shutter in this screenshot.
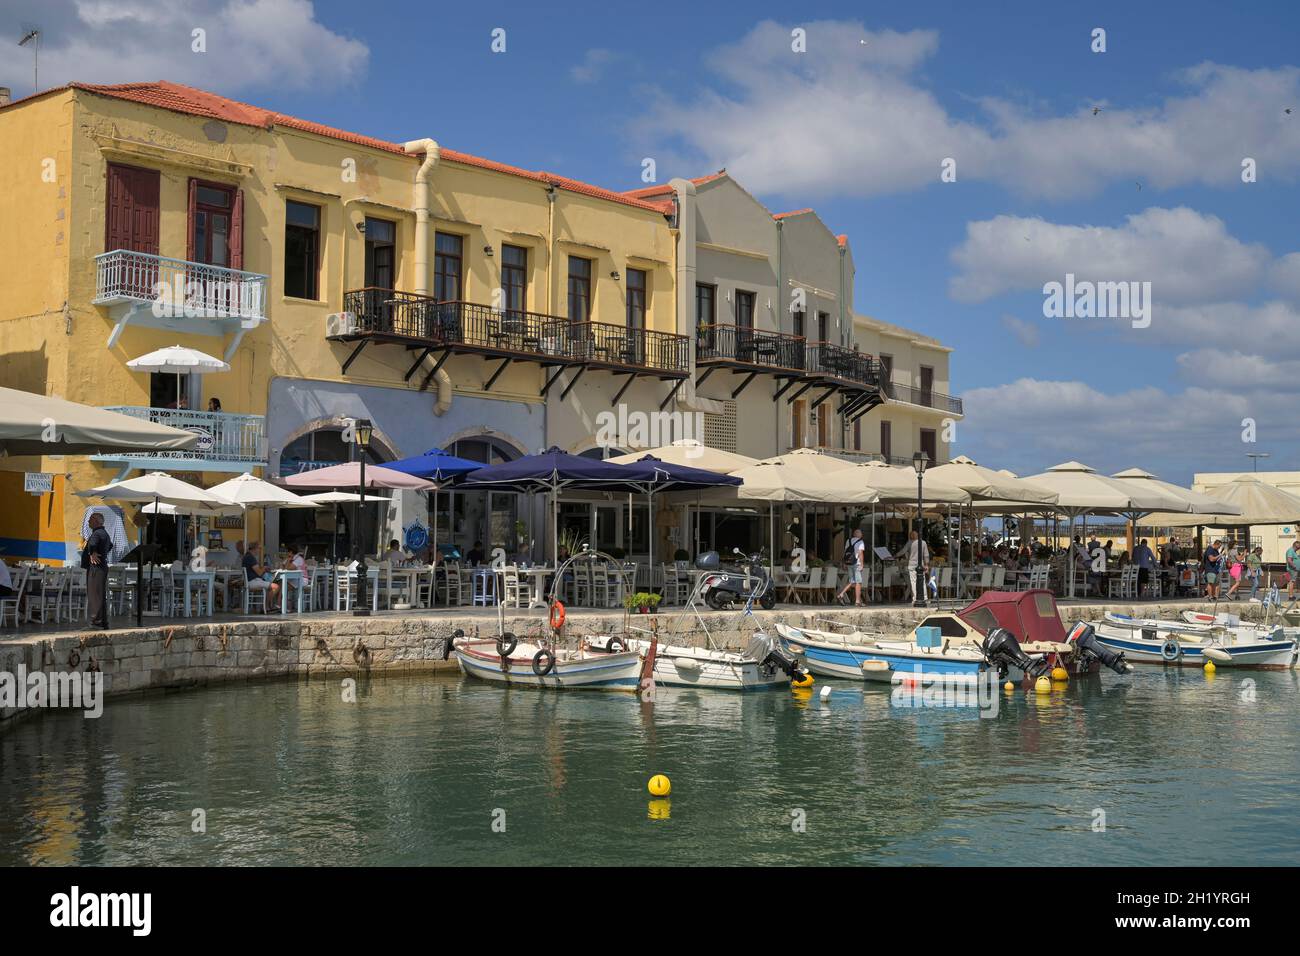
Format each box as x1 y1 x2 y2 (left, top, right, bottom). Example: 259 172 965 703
230 188 244 270
186 178 197 262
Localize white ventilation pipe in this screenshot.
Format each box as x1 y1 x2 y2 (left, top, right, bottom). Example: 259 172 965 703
403 138 453 414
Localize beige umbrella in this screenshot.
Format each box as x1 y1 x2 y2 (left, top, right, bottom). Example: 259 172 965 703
206 473 316 552
927 454 1058 506
1145 474 1300 527
852 460 969 504
608 439 758 474
0 385 199 457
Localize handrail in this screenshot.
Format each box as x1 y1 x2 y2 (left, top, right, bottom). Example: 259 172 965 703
695 324 806 371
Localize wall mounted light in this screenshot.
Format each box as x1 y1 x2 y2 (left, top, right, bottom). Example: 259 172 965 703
483 245 494 256
354 220 366 233
610 270 621 280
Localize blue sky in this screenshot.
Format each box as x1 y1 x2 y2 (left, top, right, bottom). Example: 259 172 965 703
5 0 1299 483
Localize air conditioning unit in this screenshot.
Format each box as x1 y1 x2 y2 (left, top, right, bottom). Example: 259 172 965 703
325 311 357 338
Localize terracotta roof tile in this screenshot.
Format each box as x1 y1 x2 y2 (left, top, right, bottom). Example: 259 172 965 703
17 81 666 214
622 170 727 199
772 208 814 220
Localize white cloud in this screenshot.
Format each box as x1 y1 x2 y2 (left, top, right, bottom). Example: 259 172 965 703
949 207 1272 304
1270 252 1300 301
571 49 617 84
1000 314 1040 348
0 0 367 95
641 20 1300 200
958 377 1287 483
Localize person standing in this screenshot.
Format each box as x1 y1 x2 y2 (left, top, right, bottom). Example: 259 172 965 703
1285 537 1300 604
836 528 867 607
1133 538 1155 594
1245 546 1264 601
1202 538 1223 602
1225 543 1246 599
896 530 930 605
83 513 113 629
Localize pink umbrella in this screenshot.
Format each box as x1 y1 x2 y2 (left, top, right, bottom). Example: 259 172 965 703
281 462 438 491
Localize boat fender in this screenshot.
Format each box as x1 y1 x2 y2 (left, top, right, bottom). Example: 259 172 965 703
532 648 556 676
1160 639 1181 662
352 641 371 668
549 600 566 631
861 659 890 674
497 633 518 658
674 657 702 674
1203 647 1232 664
607 637 627 653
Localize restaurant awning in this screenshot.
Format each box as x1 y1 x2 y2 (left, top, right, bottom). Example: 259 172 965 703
0 385 200 458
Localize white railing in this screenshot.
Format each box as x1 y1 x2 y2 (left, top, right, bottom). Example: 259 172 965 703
99 407 266 463
94 249 267 322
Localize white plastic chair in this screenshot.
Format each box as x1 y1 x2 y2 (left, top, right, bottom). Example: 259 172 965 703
29 567 66 624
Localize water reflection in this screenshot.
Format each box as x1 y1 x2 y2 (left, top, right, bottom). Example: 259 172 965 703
1 668 1297 866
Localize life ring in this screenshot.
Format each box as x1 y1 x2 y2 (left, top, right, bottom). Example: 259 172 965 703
549 600 566 631
496 633 518 658
532 648 557 676
352 641 372 667
1160 639 1181 662
607 637 627 653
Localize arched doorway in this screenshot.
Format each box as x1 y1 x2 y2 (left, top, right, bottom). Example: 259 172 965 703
436 436 524 559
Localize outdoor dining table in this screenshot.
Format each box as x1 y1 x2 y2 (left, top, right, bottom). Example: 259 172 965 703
172 569 215 618
516 567 552 609
270 569 304 613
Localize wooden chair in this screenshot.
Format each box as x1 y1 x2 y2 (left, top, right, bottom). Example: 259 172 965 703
1 564 29 627
791 567 823 605
967 566 993 597
29 567 67 624
820 566 838 603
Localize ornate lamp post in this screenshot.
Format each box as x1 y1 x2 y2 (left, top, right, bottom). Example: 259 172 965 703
912 450 929 608
353 418 373 617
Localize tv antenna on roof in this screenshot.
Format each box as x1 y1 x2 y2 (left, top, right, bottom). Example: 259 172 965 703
18 28 40 94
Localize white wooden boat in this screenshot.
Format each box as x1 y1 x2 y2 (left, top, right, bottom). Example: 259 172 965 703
585 632 806 691
774 621 999 683
454 634 643 691
1094 613 1298 668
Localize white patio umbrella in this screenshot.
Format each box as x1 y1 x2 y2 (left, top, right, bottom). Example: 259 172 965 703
125 344 230 407
1144 474 1300 527
608 439 758 474
206 473 316 552
0 385 199 457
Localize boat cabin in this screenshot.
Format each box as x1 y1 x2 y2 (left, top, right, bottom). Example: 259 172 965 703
910 589 1068 645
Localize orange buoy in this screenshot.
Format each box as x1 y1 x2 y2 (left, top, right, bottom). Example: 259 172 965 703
549 600 566 631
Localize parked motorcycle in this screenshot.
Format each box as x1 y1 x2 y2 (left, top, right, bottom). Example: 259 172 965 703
697 548 777 610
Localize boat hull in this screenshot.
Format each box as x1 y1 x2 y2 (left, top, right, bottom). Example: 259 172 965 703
1094 619 1298 669
587 637 793 690
776 624 998 683
455 639 642 691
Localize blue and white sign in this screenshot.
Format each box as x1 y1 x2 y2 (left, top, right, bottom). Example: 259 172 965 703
403 520 429 552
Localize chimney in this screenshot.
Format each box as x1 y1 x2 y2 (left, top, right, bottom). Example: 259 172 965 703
0 88 11 106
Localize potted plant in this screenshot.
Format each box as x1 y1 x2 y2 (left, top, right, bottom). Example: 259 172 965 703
624 592 662 614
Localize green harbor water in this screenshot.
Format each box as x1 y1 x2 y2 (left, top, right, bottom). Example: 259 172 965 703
2 667 1298 866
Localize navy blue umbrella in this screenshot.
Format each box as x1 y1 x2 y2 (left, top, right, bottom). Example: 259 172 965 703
382 448 483 560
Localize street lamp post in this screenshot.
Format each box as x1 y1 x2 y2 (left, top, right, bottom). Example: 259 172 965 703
352 418 374 617
1246 452 1270 472
912 451 929 608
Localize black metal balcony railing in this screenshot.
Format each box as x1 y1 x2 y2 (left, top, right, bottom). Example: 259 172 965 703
696 324 807 372
887 382 964 415
805 341 883 389
339 290 690 376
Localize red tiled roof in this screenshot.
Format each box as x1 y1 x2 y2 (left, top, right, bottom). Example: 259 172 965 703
623 170 727 199
10 81 666 214
772 208 814 220
837 234 849 247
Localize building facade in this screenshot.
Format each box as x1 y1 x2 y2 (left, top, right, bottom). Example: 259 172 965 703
0 81 959 566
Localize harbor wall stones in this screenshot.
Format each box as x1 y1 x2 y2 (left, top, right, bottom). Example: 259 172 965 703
0 599 1266 730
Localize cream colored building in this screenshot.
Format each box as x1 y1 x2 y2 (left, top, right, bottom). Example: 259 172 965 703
1193 471 1300 563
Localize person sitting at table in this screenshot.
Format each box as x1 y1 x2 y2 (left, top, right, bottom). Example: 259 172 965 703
242 542 275 611
385 539 406 566
467 540 485 566
270 544 306 611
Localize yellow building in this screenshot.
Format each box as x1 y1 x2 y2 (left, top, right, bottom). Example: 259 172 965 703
0 80 959 566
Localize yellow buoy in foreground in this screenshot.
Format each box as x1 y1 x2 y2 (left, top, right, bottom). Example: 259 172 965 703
1051 666 1069 682
1003 681 1015 693
792 672 814 688
1204 660 1216 675
1034 676 1052 694
648 774 671 797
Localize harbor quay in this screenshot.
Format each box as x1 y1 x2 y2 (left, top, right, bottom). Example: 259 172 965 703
0 596 1262 731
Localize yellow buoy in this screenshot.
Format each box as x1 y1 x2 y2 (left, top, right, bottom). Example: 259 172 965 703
648 774 671 797
647 799 671 820
1051 666 1069 682
1003 681 1015 693
1204 660 1216 674
1034 676 1052 694
792 672 814 688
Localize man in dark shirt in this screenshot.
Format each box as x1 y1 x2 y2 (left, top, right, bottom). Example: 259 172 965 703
83 513 113 629
466 541 485 566
1202 539 1222 601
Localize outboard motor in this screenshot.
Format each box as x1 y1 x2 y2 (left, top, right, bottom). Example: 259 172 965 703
981 626 1050 680
1068 621 1131 674
746 633 808 683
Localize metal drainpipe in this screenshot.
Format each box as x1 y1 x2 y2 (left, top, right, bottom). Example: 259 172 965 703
402 138 452 414
776 217 785 455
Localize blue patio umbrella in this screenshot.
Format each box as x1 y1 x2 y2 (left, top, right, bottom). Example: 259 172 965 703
622 455 742 572
382 448 483 560
459 447 656 563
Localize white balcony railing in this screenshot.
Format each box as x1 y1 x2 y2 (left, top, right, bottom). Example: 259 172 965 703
94 249 267 322
97 406 267 465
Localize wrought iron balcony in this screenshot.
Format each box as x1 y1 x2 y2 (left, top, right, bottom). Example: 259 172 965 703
94 250 267 323
886 382 964 415
91 406 267 471
336 290 690 389
695 324 807 374
805 342 883 389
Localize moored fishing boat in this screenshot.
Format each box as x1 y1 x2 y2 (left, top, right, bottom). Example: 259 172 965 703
453 633 643 691
1094 612 1297 669
586 632 807 690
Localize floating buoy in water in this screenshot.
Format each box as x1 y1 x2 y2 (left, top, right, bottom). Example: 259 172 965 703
1051 666 1069 682
1034 676 1052 694
1003 681 1015 693
648 774 671 797
791 672 815 688
1204 660 1217 674
820 686 832 701
647 798 671 820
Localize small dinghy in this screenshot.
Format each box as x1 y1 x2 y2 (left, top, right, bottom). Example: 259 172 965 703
1094 612 1297 669
454 633 643 691
586 632 806 691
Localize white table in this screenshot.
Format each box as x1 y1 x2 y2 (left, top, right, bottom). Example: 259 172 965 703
173 570 215 618
272 569 305 613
